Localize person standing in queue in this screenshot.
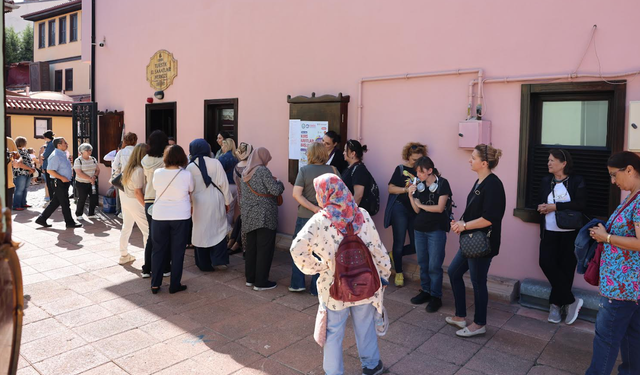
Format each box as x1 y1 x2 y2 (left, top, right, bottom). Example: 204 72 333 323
40 130 56 202
35 137 82 228
385 142 427 287
323 130 348 175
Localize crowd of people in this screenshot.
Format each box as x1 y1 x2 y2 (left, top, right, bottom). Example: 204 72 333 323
6 127 639 375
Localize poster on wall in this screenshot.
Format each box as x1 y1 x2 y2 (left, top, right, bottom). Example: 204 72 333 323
288 120 329 169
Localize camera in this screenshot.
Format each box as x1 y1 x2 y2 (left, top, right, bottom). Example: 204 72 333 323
99 42 105 47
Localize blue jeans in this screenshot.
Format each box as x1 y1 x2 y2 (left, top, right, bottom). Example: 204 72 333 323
390 201 416 273
414 230 447 298
448 249 492 326
586 297 640 375
290 217 319 295
324 304 380 375
13 174 29 209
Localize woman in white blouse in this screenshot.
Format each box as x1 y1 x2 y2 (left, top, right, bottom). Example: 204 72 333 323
118 143 148 265
290 173 390 375
150 145 194 294
186 139 232 271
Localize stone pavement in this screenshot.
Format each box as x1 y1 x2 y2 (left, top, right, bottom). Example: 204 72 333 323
14 185 599 375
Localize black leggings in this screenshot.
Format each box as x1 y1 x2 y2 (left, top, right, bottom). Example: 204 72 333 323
539 230 578 306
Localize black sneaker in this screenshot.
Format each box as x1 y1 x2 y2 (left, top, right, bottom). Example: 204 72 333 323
66 222 83 228
362 360 384 375
426 297 442 313
35 217 52 228
253 281 277 291
410 290 431 305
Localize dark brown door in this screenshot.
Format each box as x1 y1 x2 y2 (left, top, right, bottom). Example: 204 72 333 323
146 102 177 140
99 111 124 166
204 99 238 154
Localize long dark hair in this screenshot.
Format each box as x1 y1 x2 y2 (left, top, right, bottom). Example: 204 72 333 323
324 130 341 145
549 148 573 175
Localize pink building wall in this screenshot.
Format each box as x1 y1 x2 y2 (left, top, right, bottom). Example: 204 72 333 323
86 0 640 288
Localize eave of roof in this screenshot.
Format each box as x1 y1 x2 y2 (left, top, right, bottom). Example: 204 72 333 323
6 96 73 116
22 0 81 21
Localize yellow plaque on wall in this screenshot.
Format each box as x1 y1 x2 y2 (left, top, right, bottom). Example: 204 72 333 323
146 50 178 91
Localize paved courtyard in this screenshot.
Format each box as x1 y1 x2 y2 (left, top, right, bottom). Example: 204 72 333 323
14 185 599 375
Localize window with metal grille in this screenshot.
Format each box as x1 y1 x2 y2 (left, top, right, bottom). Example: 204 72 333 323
514 81 626 223
54 70 63 92
59 16 67 44
48 20 55 46
70 13 78 42
38 23 45 48
65 69 73 91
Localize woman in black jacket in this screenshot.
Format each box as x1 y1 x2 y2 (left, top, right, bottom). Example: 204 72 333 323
322 131 348 174
537 149 586 325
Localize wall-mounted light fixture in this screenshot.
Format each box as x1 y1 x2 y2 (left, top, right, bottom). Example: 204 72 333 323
154 91 164 100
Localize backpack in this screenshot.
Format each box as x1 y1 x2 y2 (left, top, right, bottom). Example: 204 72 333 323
435 178 456 232
329 222 381 302
351 164 380 216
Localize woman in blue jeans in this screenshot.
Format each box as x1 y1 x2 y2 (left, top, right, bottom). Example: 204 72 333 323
407 156 451 313
386 142 427 287
13 137 36 211
290 142 337 294
448 144 505 337
586 151 640 375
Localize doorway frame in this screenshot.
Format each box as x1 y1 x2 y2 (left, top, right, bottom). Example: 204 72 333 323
203 98 239 145
145 102 177 140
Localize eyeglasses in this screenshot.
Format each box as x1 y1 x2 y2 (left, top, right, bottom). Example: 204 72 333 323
609 168 626 178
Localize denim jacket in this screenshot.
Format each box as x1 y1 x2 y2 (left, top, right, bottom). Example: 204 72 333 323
574 218 605 274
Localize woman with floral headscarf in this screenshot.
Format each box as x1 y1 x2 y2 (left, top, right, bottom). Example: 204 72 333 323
186 139 232 271
240 147 284 290
291 173 391 375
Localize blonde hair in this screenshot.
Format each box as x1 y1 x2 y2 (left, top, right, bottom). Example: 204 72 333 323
401 142 427 160
221 138 237 157
306 142 329 165
474 144 503 169
122 143 147 185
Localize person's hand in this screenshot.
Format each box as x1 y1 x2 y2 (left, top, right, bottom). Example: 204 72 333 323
407 184 417 195
537 204 546 213
59 177 69 183
590 223 608 243
225 205 230 213
451 220 464 234
312 206 321 214
90 176 96 184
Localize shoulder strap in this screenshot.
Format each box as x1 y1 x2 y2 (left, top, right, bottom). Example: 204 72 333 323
193 160 224 196
154 169 183 204
607 191 640 231
459 184 481 221
246 179 276 198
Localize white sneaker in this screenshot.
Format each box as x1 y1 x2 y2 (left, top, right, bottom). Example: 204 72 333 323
141 273 151 279
445 316 467 329
117 212 123 219
246 282 254 287
119 254 136 264
288 287 306 292
565 298 584 325
548 304 562 324
87 215 99 219
163 272 171 277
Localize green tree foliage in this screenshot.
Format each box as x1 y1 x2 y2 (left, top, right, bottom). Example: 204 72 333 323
5 25 34 64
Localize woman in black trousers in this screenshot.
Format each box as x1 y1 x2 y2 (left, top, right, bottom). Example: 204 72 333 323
537 149 586 325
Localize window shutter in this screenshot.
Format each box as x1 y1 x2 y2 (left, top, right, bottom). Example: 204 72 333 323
528 145 611 218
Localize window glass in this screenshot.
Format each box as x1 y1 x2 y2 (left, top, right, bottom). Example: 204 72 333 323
38 23 45 48
48 20 56 46
541 100 608 147
70 13 78 42
59 17 67 44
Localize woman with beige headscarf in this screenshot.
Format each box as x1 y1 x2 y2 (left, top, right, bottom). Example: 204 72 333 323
228 142 254 255
239 147 284 291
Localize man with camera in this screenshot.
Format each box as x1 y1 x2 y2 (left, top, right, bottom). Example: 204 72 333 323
35 137 82 228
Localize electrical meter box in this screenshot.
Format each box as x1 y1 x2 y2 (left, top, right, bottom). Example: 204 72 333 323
459 120 491 149
627 101 640 151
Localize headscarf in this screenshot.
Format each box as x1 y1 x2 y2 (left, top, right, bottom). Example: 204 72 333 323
236 142 254 163
313 173 364 235
242 147 271 182
189 139 213 187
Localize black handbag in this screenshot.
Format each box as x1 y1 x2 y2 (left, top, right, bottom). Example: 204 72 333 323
551 182 583 230
111 173 125 192
459 189 492 258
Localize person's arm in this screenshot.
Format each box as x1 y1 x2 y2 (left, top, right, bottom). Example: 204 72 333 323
134 188 145 206
407 185 421 214
362 212 392 281
260 167 285 196
290 217 326 275
416 195 448 213
387 166 408 195
47 169 69 183
292 186 320 214
591 222 640 252
353 185 365 205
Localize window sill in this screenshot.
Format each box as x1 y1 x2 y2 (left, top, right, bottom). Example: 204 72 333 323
513 207 541 224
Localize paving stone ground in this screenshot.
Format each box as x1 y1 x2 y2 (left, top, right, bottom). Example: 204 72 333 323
14 184 599 375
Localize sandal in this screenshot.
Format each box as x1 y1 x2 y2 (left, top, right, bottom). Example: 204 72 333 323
151 286 160 294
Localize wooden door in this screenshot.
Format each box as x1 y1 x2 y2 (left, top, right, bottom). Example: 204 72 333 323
99 111 124 166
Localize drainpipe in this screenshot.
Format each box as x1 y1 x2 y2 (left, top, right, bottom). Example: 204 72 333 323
90 0 96 102
358 68 483 141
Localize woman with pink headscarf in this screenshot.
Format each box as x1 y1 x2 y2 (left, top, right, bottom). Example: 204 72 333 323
290 173 391 375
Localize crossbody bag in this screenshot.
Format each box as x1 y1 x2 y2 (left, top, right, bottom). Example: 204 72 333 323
551 179 583 230
459 186 492 258
147 169 183 216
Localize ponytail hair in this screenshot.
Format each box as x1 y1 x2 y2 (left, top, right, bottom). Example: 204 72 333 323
345 139 368 160
475 144 503 169
415 156 440 177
